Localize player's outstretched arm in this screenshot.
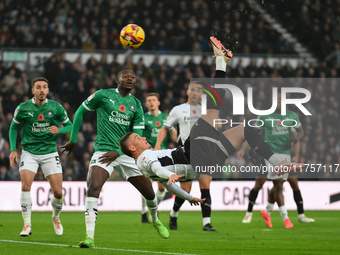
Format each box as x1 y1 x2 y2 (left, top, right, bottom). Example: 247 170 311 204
161 182 195 203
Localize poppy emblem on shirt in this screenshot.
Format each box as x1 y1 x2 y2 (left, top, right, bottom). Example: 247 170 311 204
193 110 197 114
156 121 161 127
120 105 125 112
38 114 44 121
278 119 282 125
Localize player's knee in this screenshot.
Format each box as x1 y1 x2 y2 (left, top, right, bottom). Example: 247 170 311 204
87 183 102 198
21 182 32 192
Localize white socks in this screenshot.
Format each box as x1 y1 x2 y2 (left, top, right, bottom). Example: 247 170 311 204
170 209 179 218
203 217 211 226
85 197 98 239
265 202 274 215
20 191 32 226
141 196 148 214
216 56 227 71
146 198 158 223
51 195 63 220
279 205 289 220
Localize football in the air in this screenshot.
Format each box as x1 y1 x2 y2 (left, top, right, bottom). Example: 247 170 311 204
120 24 145 49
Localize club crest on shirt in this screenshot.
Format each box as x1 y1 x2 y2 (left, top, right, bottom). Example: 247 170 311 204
48 111 53 117
130 105 135 111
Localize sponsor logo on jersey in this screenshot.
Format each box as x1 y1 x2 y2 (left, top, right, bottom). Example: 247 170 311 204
110 99 115 104
14 109 18 117
147 121 153 124
91 159 96 164
151 127 160 137
20 161 24 167
120 105 126 112
32 122 51 132
109 110 131 126
38 114 44 121
28 112 34 117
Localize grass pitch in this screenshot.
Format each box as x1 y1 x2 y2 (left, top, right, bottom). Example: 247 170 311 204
0 211 339 255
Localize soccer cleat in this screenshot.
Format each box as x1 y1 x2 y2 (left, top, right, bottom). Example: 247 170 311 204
242 213 253 223
20 225 32 236
203 223 216 231
52 218 63 236
210 36 233 63
169 216 178 230
261 210 273 228
284 218 294 228
298 216 315 223
79 236 95 248
152 219 170 239
141 213 149 223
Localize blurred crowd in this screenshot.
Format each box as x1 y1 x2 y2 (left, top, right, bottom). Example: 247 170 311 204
0 53 339 181
0 0 296 54
263 0 340 59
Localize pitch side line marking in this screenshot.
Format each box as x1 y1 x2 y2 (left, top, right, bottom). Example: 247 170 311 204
0 239 198 255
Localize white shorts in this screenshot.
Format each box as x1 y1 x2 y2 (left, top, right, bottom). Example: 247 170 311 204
19 150 62 177
89 152 142 180
266 153 291 181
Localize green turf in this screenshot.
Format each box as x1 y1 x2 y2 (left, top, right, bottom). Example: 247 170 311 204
0 211 339 255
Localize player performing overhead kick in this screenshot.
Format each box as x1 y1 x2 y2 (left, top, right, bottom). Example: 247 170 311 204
120 132 205 205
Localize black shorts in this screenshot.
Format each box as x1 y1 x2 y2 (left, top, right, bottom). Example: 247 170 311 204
190 118 236 171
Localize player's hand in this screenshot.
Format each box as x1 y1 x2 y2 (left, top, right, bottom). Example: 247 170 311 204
189 197 206 206
237 150 245 160
154 144 161 150
167 174 185 185
284 139 297 150
99 151 119 167
59 141 76 155
50 126 60 134
9 151 18 167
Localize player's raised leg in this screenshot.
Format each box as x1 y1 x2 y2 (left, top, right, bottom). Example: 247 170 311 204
19 170 35 236
46 173 64 236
